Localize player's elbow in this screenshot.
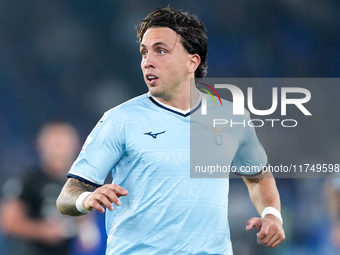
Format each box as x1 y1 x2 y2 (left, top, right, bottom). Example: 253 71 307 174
55 193 65 214
56 192 72 216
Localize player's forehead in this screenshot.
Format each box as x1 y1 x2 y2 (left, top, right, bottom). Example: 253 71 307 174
140 27 180 49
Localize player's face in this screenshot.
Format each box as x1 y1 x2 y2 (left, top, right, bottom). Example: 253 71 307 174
140 27 195 100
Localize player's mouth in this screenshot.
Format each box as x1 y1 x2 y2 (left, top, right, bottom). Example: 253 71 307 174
145 74 159 85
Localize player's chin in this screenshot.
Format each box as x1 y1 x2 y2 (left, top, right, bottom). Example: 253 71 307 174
148 87 163 98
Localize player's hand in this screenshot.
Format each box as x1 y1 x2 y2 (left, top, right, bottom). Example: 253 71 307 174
83 184 128 213
246 215 285 248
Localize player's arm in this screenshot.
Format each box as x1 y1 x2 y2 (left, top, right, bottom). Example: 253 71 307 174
56 178 128 216
242 170 285 248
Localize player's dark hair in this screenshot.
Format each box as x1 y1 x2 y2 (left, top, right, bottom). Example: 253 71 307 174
136 7 208 78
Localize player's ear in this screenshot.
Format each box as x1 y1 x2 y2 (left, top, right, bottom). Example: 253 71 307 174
188 54 201 74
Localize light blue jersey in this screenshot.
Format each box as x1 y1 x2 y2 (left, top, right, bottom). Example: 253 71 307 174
68 92 267 255
190 92 267 178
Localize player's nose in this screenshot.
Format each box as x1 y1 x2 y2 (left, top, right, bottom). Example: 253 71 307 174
142 53 155 69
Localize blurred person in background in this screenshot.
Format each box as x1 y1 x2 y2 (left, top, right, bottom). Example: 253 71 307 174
327 179 340 253
0 121 101 255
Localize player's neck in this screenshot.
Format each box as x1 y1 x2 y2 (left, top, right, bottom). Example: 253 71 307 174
154 84 199 111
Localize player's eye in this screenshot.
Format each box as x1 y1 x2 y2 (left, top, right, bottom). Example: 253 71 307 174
158 49 166 55
140 49 147 56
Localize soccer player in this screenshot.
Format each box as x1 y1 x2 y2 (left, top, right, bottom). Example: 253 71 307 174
56 7 285 254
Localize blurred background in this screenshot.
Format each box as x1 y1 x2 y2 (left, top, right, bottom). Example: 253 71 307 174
0 0 340 254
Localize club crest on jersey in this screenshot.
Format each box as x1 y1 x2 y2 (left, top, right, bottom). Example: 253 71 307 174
208 126 227 146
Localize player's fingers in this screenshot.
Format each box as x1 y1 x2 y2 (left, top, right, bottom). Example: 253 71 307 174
90 201 106 213
110 184 129 197
270 227 285 247
246 217 262 231
256 220 270 240
83 193 106 213
96 187 122 206
264 232 284 248
266 235 280 248
97 184 128 206
88 192 115 211
259 227 276 246
260 225 285 247
257 238 263 245
270 235 285 248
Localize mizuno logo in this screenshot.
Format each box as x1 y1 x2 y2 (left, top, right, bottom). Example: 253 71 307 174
144 131 166 139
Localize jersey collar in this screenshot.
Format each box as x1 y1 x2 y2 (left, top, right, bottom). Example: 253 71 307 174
147 92 201 117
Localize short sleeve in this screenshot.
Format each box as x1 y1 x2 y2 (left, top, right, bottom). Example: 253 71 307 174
68 110 125 186
232 112 267 176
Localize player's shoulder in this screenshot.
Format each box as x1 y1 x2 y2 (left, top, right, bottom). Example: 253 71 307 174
105 93 149 117
203 94 251 120
204 95 234 113
119 93 149 108
220 97 234 109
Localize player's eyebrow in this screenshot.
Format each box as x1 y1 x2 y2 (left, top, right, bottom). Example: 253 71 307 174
140 42 170 50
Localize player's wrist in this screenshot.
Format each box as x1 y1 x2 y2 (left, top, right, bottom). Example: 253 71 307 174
75 191 93 214
261 206 283 224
